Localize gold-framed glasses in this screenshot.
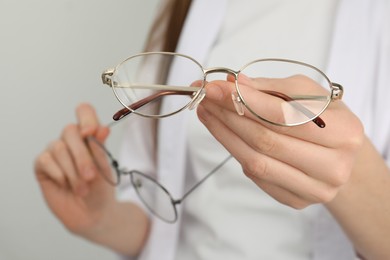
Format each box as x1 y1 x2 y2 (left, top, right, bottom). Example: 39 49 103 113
102 52 343 128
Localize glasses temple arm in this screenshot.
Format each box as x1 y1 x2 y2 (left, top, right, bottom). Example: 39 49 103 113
261 90 326 128
178 155 233 204
113 87 326 128
113 90 194 121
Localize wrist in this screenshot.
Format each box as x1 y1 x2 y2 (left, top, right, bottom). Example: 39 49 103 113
82 201 150 256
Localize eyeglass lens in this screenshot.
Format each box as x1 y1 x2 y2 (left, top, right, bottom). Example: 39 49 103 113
238 59 331 126
88 136 177 222
110 53 332 126
112 53 205 118
88 134 234 223
131 171 178 222
87 136 120 185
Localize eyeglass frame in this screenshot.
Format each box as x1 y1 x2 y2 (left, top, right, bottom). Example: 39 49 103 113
101 51 344 128
93 52 343 222
88 135 232 223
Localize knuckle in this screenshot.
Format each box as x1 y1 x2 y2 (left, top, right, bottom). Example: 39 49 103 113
346 124 364 150
62 124 79 138
275 194 308 210
334 168 351 186
242 157 269 179
329 160 352 186
34 152 66 185
339 117 364 150
290 74 307 81
272 124 292 135
52 140 68 155
64 221 84 235
35 152 51 169
289 199 310 210
254 131 277 154
290 74 318 89
63 123 78 133
315 186 338 203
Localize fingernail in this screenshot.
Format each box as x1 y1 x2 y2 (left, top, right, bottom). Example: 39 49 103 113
81 126 95 137
96 126 110 142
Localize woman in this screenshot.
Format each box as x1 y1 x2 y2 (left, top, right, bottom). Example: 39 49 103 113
34 0 390 259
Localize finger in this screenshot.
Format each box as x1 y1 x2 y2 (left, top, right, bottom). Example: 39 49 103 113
191 79 206 88
95 125 110 143
200 99 349 186
204 80 235 106
34 152 75 217
205 79 309 128
204 79 353 147
197 103 337 204
87 137 118 185
76 103 100 137
49 139 89 196
205 79 298 130
35 151 68 188
248 178 310 209
62 124 98 182
243 152 338 204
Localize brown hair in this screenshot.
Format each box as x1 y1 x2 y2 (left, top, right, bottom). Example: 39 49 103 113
139 0 193 153
144 0 192 52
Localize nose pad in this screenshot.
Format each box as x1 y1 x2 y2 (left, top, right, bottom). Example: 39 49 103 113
188 88 206 110
231 92 245 116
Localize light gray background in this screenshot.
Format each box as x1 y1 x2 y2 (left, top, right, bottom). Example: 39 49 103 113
0 1 159 259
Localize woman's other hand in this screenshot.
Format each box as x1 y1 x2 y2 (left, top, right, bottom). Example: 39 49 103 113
197 75 364 209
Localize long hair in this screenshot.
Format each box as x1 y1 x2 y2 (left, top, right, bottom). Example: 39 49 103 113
144 0 192 52
140 0 193 86
140 0 193 142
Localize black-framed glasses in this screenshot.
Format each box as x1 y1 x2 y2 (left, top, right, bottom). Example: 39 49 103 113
101 52 343 128
87 131 232 223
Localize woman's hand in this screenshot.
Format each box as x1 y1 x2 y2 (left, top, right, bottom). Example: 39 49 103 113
34 103 149 256
34 103 115 235
197 75 364 209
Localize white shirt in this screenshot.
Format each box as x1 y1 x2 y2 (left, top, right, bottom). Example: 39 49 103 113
118 0 390 259
177 1 338 259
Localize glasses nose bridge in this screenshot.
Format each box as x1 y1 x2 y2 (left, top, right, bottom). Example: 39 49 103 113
204 67 239 79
